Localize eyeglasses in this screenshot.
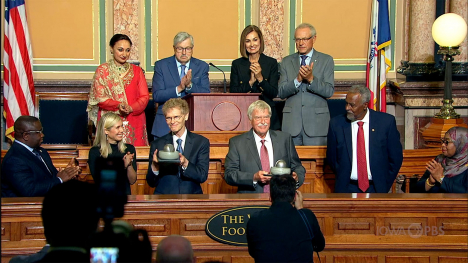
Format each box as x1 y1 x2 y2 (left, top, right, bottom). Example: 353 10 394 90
440 138 453 145
20 129 43 135
175 46 193 53
293 36 313 43
253 115 271 121
165 115 183 122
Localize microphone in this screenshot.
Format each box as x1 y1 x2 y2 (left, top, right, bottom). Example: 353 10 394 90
209 62 227 93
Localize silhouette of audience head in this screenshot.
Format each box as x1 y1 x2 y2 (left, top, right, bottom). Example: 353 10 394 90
270 174 296 203
156 235 194 263
42 180 99 248
13 115 43 148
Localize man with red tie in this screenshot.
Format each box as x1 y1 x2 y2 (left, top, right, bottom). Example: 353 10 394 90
224 100 305 193
326 85 403 193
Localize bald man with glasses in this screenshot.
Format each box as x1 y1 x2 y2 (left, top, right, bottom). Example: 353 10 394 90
1 116 81 197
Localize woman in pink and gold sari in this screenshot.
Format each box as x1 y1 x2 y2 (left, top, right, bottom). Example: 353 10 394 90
87 34 149 146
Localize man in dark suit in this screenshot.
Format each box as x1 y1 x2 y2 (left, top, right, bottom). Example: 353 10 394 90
247 174 325 262
146 98 209 194
327 85 403 193
151 31 210 139
224 100 305 193
1 116 81 197
38 181 99 263
278 23 334 146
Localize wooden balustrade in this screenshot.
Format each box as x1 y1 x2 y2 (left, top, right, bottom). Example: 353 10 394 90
2 193 467 262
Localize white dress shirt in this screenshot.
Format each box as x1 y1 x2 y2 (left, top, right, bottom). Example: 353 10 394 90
253 131 274 184
350 110 373 180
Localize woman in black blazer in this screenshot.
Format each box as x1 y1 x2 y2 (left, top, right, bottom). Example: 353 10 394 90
230 25 280 130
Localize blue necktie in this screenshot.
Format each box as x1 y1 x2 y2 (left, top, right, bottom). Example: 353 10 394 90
300 55 307 66
176 139 183 154
176 139 183 177
180 65 186 80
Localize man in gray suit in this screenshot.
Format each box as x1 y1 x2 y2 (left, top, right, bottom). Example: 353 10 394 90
279 23 335 146
224 100 306 193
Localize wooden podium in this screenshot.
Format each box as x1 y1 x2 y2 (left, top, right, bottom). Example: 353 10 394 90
184 93 260 133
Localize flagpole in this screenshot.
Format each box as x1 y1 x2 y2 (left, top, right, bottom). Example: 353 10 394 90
375 50 381 112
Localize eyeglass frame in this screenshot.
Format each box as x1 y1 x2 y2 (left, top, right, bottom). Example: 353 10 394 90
19 129 44 135
293 36 314 43
165 115 184 122
440 138 453 145
175 46 193 53
252 115 271 121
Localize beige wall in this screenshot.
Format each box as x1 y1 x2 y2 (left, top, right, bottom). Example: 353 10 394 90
1 0 405 81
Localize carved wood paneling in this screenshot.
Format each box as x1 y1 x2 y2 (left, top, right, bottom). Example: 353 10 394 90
438 257 468 263
385 257 430 263
334 218 375 235
2 195 468 262
1 223 10 241
20 222 45 241
437 218 468 236
334 255 378 263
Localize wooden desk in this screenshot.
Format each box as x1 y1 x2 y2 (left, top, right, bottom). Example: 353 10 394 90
2 194 467 263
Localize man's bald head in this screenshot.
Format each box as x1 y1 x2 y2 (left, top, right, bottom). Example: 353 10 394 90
14 116 40 139
13 116 43 148
156 235 194 263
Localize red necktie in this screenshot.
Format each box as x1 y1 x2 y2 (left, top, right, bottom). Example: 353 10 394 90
357 122 369 192
260 140 270 193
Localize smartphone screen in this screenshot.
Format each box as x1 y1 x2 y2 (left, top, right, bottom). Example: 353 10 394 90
90 247 119 263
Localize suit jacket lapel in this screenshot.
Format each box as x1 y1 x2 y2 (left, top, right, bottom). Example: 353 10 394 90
168 56 180 85
291 53 300 75
368 110 375 167
310 49 319 66
17 144 52 176
343 122 353 163
270 130 280 164
183 131 194 159
37 149 55 175
247 130 262 170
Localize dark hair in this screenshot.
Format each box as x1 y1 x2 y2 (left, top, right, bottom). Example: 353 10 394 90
239 25 264 58
42 181 99 247
270 174 296 203
109 34 133 47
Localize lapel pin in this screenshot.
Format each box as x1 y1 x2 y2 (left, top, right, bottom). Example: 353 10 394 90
372 129 375 132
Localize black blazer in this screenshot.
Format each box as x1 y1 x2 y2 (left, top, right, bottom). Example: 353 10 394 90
146 130 210 194
247 201 325 262
416 169 468 193
1 142 60 197
230 53 280 130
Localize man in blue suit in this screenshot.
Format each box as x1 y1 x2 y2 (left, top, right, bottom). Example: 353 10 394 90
326 85 403 193
146 98 209 194
1 116 81 197
151 32 210 139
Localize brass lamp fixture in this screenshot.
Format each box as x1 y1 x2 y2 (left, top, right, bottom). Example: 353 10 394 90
431 13 467 119
420 13 468 148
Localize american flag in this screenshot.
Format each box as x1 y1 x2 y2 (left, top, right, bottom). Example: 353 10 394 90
3 0 35 141
366 0 391 112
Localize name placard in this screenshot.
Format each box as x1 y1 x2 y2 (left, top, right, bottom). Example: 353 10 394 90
205 206 269 246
